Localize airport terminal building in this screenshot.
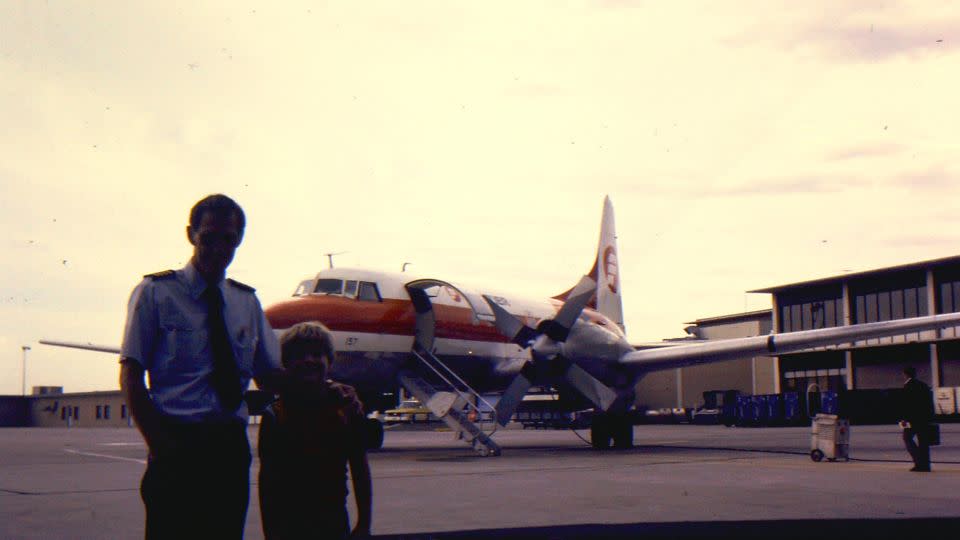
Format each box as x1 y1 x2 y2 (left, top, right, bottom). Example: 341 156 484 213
637 254 960 412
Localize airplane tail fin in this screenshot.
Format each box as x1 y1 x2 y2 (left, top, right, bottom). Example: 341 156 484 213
553 196 625 332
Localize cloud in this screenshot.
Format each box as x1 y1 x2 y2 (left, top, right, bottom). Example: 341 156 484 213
885 233 959 249
825 142 904 161
729 4 960 63
800 24 959 62
890 165 958 191
632 175 867 198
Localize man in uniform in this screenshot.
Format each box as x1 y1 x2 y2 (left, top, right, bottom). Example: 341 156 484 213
899 366 935 472
120 194 284 539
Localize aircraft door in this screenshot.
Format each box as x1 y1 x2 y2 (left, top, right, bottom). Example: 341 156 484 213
405 285 436 352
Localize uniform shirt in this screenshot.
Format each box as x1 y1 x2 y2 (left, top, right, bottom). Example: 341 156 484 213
121 262 281 423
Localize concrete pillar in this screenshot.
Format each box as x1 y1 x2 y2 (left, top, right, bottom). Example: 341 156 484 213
841 282 854 389
927 270 941 387
771 293 781 393
845 351 854 390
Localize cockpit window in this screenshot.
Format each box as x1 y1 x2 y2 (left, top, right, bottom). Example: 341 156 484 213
314 279 344 295
344 280 358 298
358 282 381 302
293 280 314 297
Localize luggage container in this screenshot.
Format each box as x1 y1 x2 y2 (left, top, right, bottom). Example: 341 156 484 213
719 390 741 427
766 394 784 426
820 391 839 415
737 395 756 426
810 413 850 462
752 395 770 426
783 392 801 424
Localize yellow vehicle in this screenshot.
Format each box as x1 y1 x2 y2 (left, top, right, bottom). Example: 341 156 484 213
383 400 435 423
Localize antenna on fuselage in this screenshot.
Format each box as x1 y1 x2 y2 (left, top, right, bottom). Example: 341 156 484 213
402 262 412 272
323 251 347 268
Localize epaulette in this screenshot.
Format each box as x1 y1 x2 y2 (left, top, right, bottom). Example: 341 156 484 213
226 278 256 292
143 270 175 280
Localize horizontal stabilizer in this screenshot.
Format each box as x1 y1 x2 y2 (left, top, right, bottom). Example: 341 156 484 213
39 340 121 354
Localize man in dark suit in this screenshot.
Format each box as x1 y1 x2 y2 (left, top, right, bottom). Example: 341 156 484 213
899 366 934 472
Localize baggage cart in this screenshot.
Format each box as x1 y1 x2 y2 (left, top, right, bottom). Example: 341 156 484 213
810 413 849 462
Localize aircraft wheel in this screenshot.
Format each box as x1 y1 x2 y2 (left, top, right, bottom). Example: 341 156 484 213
612 417 634 449
810 449 824 462
591 416 612 450
365 419 385 450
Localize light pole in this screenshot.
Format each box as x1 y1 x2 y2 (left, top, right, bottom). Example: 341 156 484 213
21 345 31 396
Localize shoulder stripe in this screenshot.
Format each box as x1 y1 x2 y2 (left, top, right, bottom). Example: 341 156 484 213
143 270 175 279
227 278 256 292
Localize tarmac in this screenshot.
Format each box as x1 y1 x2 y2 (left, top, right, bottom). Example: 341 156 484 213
1 422 959 539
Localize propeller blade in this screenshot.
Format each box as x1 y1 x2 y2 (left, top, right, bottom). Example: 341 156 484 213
543 275 596 341
563 362 617 412
494 371 534 426
484 295 538 346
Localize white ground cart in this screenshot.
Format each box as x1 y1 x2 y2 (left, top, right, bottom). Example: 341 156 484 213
810 413 850 462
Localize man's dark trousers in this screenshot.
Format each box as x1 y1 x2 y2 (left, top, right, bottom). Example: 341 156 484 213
903 425 931 471
140 422 251 540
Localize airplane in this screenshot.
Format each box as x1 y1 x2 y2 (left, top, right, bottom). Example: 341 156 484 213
41 196 960 456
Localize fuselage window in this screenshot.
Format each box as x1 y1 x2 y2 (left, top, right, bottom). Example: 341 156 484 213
344 280 359 298
358 282 381 302
314 279 344 295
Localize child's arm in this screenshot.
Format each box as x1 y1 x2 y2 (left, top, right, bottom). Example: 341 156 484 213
348 448 372 537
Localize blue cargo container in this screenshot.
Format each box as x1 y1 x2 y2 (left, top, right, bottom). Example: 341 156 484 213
821 391 839 415
783 392 801 424
766 394 784 425
752 395 770 425
738 395 757 425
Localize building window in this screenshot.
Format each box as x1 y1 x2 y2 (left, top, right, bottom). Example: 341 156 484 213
104 405 111 420
96 406 102 419
778 286 843 332
121 404 127 418
61 407 67 420
73 407 79 420
937 277 960 314
852 272 927 324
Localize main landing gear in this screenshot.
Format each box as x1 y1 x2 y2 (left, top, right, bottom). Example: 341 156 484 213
590 412 634 450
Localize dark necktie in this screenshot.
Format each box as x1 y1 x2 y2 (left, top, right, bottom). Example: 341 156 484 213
203 286 243 411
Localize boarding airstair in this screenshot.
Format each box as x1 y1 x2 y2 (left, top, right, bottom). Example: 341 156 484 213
401 282 501 456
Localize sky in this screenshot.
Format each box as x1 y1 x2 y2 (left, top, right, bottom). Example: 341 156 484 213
1 1 958 395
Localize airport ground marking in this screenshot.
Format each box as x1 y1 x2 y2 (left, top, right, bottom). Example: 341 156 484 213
63 448 146 465
98 442 144 447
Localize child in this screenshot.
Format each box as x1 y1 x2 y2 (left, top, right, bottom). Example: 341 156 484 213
258 322 373 539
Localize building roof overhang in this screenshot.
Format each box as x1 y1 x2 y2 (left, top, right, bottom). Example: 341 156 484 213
749 254 960 294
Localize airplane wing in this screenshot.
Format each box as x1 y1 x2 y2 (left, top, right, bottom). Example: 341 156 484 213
38 340 121 354
620 312 960 372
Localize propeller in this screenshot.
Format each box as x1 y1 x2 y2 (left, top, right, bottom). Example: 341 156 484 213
485 275 617 426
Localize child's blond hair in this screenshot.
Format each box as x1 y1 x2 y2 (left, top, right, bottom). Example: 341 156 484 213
278 322 336 368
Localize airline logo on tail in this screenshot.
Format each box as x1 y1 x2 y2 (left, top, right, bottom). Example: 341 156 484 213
603 245 618 294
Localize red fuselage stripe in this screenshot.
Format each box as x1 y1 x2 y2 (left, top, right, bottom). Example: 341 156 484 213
265 297 514 343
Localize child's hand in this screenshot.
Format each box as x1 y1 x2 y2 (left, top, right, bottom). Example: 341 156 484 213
331 382 365 414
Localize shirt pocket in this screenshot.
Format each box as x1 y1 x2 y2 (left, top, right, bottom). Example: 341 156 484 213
234 325 257 378
159 315 208 375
